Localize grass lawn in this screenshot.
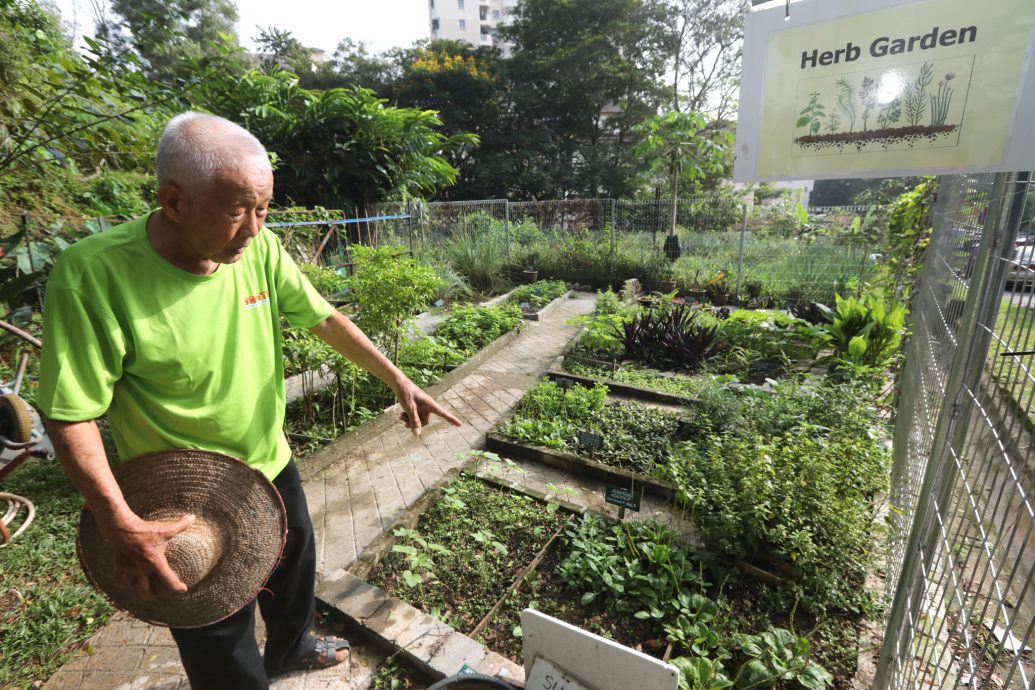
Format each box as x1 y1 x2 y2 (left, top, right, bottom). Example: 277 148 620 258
0 458 113 688
987 298 1035 427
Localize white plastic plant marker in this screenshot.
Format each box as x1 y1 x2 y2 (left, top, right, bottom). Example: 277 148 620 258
526 658 589 690
521 609 680 690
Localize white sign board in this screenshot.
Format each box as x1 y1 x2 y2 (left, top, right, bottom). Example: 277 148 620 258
521 609 679 690
734 0 1035 181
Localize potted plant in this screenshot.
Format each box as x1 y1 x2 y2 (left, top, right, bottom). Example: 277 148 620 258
706 272 731 306
521 249 541 283
659 268 678 294
686 270 707 303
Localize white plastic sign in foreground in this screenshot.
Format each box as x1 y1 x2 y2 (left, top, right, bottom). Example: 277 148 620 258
733 0 1035 181
521 609 679 690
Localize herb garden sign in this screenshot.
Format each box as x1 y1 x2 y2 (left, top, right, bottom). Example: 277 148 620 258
734 0 1035 180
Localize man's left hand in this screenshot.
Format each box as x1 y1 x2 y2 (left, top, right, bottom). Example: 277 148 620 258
396 381 462 436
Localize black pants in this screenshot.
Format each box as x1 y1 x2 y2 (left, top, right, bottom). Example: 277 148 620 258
171 460 317 690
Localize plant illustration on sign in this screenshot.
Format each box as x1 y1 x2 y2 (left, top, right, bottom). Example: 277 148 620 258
834 77 858 132
903 61 934 126
796 92 826 136
793 57 968 152
930 72 955 125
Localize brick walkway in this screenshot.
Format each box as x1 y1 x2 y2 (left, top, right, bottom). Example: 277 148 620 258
43 292 595 690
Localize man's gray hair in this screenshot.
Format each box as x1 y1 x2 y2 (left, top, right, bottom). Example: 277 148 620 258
155 113 271 191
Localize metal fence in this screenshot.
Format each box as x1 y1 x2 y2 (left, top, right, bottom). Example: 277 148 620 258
878 172 1035 689
369 197 883 303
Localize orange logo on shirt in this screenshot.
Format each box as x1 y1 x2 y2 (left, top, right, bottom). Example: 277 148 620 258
244 290 270 310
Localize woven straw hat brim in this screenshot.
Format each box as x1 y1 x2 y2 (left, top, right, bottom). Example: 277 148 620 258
77 450 287 629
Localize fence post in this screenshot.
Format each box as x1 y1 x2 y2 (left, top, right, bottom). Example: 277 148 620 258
504 199 511 262
407 201 416 258
735 204 748 301
610 199 618 287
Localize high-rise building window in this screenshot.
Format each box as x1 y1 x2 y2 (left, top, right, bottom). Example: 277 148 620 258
492 9 500 19
458 0 464 8
459 18 466 29
431 18 439 30
429 0 434 7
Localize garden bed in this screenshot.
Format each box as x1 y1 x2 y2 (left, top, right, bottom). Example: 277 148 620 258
506 279 572 322
365 475 571 641
352 473 862 688
484 432 677 502
546 366 697 406
492 379 689 481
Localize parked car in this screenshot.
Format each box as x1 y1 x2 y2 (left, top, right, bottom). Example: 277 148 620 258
1007 245 1035 288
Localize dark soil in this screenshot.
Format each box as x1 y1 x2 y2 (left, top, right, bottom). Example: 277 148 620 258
722 578 863 689
367 476 569 634
475 544 658 663
795 124 958 152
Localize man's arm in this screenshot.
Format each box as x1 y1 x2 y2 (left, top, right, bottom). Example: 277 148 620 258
43 418 195 599
309 310 462 435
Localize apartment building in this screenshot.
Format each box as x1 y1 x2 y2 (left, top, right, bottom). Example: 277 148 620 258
428 0 517 55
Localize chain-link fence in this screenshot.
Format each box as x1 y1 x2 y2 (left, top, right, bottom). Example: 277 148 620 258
878 172 1035 690
369 197 883 303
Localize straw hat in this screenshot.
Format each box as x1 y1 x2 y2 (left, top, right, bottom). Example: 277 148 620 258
77 450 287 628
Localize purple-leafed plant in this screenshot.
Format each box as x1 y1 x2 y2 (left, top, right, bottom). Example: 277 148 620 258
614 304 726 370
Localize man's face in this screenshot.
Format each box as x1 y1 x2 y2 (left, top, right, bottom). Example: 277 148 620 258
177 164 274 265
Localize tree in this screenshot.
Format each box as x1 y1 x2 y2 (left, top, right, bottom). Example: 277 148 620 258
328 38 402 94
254 27 313 77
391 41 509 200
0 0 172 211
634 111 733 234
189 44 477 213
500 0 674 198
665 0 747 119
97 0 240 83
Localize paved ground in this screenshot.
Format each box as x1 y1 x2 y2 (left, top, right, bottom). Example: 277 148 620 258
43 292 595 690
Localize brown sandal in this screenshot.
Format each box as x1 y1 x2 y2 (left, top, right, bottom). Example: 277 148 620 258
267 635 351 677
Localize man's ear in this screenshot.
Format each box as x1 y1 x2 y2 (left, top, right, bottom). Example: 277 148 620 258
157 183 188 223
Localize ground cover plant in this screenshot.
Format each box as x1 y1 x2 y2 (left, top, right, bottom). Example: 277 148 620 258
986 299 1035 428
0 460 114 688
471 513 837 690
670 366 890 616
507 279 568 312
366 475 568 634
497 380 682 477
565 291 826 393
432 303 523 356
283 303 522 455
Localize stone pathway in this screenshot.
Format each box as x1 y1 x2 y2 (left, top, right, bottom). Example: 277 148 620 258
43 293 594 690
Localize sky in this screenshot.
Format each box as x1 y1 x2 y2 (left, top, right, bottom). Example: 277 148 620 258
50 0 431 55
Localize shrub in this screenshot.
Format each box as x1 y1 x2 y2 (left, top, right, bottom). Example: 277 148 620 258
299 262 347 298
616 304 725 370
821 293 906 367
670 427 889 612
345 244 443 348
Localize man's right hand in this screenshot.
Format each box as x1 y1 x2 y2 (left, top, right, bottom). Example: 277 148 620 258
98 512 196 600
42 418 197 600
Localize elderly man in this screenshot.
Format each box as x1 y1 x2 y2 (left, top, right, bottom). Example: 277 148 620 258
37 112 461 688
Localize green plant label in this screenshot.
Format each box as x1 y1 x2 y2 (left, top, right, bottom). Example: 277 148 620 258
605 485 641 511
577 430 604 449
457 664 478 676
520 301 532 310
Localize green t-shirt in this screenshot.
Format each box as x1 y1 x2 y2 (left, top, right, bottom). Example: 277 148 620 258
37 213 335 479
